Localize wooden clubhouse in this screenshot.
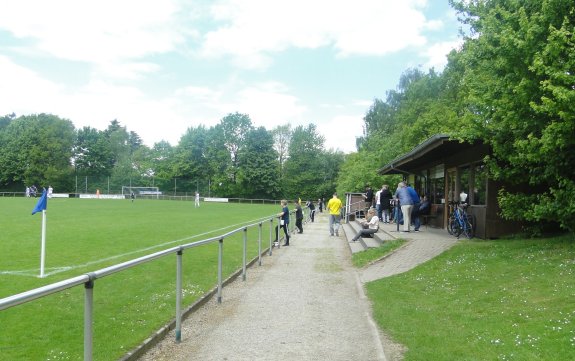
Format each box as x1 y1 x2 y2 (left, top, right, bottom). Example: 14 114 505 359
378 134 521 239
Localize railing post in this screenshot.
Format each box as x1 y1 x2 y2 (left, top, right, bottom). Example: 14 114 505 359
396 202 400 232
217 238 223 304
84 278 94 361
277 217 281 249
258 222 262 266
175 249 183 343
269 219 273 256
242 228 247 281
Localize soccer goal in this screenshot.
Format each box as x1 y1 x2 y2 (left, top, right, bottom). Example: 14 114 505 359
121 186 162 199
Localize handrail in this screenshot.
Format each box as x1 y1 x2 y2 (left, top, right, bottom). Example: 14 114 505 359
0 274 90 310
91 246 181 280
0 213 285 361
344 199 364 222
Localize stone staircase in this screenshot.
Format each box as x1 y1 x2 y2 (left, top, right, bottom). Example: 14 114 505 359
342 219 396 254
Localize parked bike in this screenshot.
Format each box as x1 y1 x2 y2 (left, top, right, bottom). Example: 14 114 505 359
447 201 475 239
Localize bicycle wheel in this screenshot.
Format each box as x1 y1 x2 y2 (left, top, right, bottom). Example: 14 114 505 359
463 219 474 238
447 215 456 235
448 216 461 237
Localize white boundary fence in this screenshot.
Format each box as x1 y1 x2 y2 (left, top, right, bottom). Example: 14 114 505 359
0 210 304 361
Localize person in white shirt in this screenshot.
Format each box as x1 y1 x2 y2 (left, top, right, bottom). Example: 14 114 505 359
375 186 383 221
195 191 200 208
350 208 379 242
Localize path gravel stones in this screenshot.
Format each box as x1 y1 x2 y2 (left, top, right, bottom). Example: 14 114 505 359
137 214 458 361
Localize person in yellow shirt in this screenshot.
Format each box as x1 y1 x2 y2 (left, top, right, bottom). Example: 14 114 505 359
327 192 343 236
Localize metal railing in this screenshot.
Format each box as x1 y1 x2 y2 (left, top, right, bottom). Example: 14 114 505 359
0 213 294 361
344 200 365 223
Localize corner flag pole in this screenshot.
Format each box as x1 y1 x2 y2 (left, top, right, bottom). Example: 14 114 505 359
32 189 48 278
40 209 47 278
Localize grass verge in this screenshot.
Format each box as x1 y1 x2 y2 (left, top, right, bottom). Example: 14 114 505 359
351 239 407 268
366 234 575 361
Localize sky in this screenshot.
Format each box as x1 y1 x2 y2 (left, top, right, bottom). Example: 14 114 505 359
0 0 463 153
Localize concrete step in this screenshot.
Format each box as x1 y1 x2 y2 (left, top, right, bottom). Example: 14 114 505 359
346 220 390 245
342 223 365 254
360 237 381 248
342 221 394 254
347 239 366 254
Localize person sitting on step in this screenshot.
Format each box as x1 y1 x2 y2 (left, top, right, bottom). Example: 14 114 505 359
350 208 379 242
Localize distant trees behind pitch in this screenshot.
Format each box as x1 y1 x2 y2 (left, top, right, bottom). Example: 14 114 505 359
0 112 344 201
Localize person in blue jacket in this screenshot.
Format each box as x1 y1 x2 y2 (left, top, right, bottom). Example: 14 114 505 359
395 182 414 232
406 185 421 232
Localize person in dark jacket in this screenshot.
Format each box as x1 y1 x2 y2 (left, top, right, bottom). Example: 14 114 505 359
274 200 290 246
407 185 421 232
419 195 430 216
379 185 392 223
294 200 303 233
306 199 316 222
363 186 374 215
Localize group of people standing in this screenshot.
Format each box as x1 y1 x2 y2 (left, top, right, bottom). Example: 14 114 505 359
274 198 321 246
393 181 421 233
273 194 343 246
373 185 393 224
25 185 53 198
273 182 429 246
359 182 431 236
25 185 39 197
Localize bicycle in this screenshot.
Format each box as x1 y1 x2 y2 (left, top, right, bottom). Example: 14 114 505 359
447 201 475 239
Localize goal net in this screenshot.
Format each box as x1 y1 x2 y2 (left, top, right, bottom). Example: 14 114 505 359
121 186 162 198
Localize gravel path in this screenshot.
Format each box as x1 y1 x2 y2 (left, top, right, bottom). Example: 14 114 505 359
136 215 458 361
138 213 388 361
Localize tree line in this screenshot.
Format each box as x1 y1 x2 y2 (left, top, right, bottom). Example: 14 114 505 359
0 112 344 201
337 0 575 233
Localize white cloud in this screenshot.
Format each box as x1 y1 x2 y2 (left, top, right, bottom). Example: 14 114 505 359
0 0 185 78
0 55 65 113
422 39 462 70
0 0 460 155
317 114 363 153
232 83 307 127
176 86 222 103
200 0 436 67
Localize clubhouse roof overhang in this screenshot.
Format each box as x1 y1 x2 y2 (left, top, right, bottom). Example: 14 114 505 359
377 134 483 175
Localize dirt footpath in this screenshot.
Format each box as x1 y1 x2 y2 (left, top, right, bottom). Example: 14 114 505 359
138 214 390 361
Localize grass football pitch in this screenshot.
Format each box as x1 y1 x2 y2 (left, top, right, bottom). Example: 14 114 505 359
0 197 278 360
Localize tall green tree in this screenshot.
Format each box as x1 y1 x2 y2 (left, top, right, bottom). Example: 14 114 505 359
104 120 130 167
130 145 155 186
336 152 385 198
173 125 210 191
0 114 75 190
219 112 253 187
353 67 462 193
103 120 143 190
317 149 345 200
283 124 327 199
272 124 292 179
73 126 114 177
451 0 575 231
204 125 233 196
149 140 175 192
237 126 280 199
0 113 15 131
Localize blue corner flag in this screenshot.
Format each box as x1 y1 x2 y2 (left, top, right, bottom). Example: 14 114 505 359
32 189 48 215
